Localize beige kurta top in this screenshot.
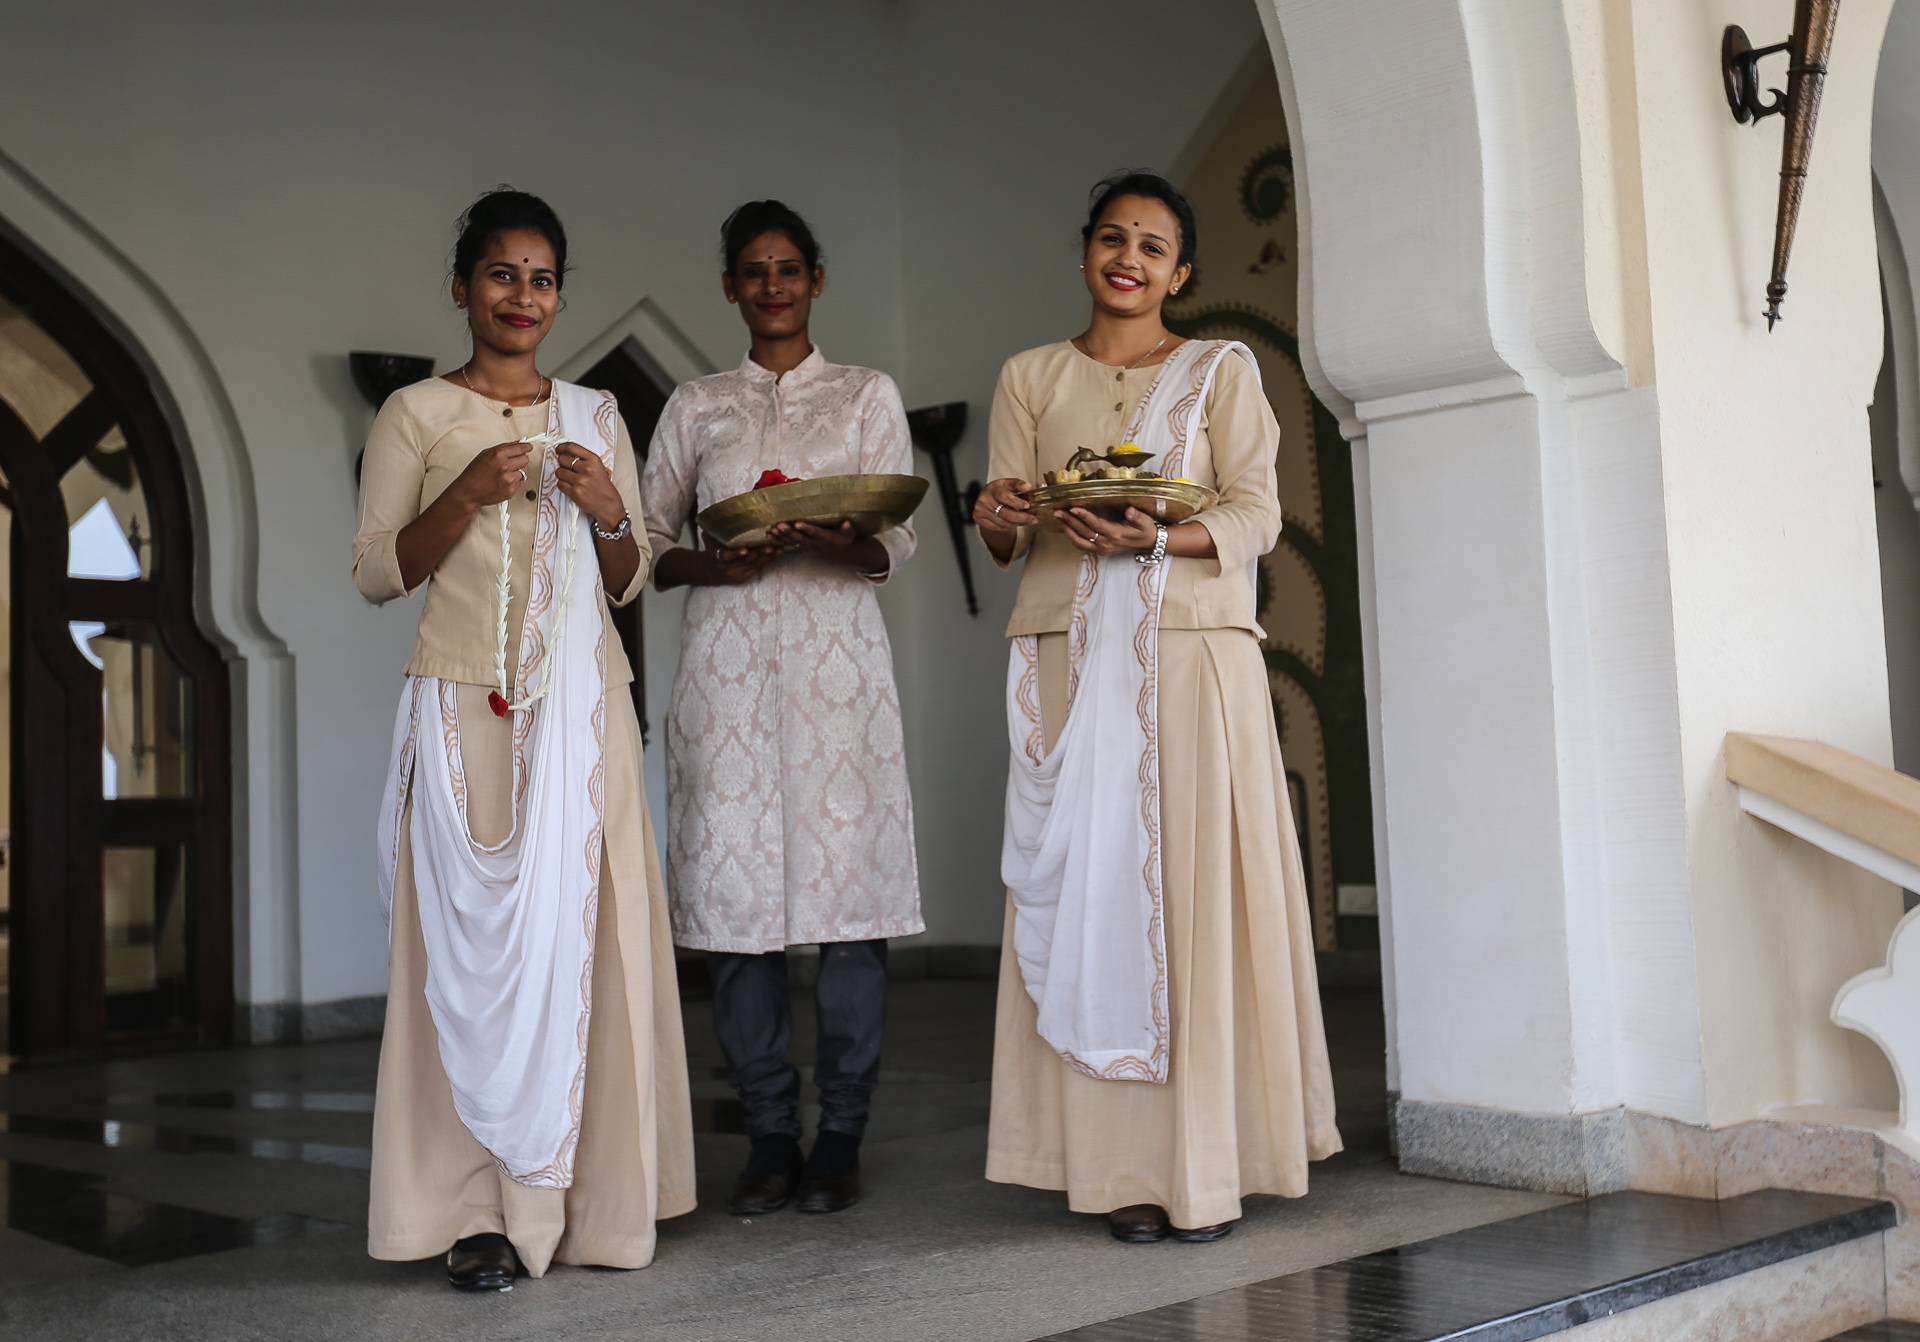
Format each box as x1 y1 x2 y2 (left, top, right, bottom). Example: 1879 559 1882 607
983 340 1281 637
352 377 648 686
642 348 924 953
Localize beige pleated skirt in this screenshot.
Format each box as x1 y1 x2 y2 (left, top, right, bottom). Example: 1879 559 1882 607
368 683 696 1275
986 628 1342 1230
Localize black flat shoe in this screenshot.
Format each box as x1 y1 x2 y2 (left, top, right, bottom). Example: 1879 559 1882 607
1108 1204 1171 1243
729 1134 804 1215
796 1130 862 1213
1171 1220 1235 1243
448 1232 520 1291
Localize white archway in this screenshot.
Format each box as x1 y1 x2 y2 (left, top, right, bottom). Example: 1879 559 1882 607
1254 0 1707 1189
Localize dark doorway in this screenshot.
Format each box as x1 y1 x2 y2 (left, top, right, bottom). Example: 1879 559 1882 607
0 230 232 1063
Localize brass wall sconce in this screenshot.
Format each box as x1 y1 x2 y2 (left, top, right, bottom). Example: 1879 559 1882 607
1722 1 1841 330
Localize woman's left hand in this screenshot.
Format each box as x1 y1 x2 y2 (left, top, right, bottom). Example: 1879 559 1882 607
554 441 627 532
1059 505 1158 556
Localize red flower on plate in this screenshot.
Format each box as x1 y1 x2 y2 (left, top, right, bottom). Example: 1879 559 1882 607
488 691 510 718
754 469 802 489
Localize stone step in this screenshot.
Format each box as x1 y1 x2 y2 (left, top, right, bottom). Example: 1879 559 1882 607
1043 1189 1896 1341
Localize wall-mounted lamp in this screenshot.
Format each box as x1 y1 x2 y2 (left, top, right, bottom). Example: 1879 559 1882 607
906 401 980 616
1721 1 1841 330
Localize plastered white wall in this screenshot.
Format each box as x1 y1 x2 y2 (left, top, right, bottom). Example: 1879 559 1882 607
0 0 1260 1005
1625 0 1904 1123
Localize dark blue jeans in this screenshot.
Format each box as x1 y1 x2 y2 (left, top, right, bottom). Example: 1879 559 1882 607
707 939 888 1141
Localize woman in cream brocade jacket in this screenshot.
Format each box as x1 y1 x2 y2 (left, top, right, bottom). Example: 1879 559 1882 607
641 347 923 953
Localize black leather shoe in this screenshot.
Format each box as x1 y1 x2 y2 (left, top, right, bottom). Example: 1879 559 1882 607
796 1130 861 1213
1171 1220 1236 1243
729 1134 803 1215
447 1232 519 1291
795 1168 860 1213
1108 1205 1171 1243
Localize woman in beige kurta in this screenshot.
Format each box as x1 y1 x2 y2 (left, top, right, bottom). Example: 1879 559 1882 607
351 190 692 1289
975 173 1340 1241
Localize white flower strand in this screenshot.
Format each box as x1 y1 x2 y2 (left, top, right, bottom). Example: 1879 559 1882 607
493 432 579 714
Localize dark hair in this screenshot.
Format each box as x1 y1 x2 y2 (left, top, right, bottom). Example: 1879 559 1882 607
451 187 569 290
1082 171 1197 270
720 199 822 276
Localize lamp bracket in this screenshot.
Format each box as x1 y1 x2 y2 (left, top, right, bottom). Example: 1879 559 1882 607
1723 25 1791 124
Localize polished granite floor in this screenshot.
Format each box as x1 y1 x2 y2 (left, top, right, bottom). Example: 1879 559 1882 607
0 977 1585 1340
1046 1188 1897 1341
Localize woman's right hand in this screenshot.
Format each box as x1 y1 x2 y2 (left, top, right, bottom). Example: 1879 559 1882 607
448 441 535 510
975 477 1037 534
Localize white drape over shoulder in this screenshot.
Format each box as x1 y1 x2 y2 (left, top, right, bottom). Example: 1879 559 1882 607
1002 340 1255 1083
376 380 616 1189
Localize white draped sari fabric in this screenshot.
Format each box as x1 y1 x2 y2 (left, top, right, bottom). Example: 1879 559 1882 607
377 380 615 1188
1001 340 1254 1083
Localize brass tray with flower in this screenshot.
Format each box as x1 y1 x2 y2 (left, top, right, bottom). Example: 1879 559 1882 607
1024 445 1219 532
696 471 930 549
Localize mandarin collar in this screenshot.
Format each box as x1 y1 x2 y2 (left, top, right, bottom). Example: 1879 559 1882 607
738 345 826 385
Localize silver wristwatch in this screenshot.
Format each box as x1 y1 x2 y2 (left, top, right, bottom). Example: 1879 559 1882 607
591 512 633 542
1136 521 1170 566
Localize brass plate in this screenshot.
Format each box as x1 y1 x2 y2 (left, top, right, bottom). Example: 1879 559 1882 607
1026 478 1219 531
696 473 930 549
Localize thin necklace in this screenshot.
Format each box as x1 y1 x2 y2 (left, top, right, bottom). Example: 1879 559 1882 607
462 361 548 407
1076 333 1169 371
1126 335 1169 370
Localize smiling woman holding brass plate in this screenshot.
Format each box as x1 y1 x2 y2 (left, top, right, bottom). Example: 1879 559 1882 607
974 171 1340 1245
642 200 924 1221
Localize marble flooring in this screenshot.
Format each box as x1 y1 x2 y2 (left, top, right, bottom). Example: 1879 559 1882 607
0 979 1579 1340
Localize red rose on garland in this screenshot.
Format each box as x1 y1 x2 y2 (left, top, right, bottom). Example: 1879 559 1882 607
488 690 510 718
754 469 802 489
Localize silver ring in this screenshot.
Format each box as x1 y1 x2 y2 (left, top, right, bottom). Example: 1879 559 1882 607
518 469 527 480
994 503 1004 516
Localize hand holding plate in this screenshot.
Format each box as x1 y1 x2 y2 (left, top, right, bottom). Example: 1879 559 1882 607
976 477 1037 533
1059 505 1159 557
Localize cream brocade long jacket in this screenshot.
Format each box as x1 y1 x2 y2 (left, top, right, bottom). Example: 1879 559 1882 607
642 348 924 953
